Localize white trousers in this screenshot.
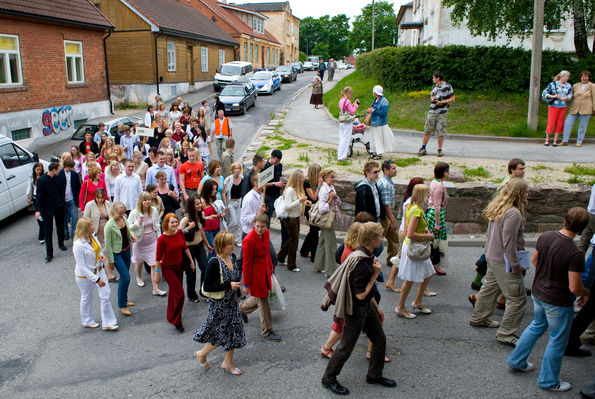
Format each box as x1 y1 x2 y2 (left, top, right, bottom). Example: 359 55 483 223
337 122 352 160
76 268 117 328
369 124 394 154
227 199 242 242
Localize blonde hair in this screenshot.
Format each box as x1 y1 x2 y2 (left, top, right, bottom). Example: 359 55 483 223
135 191 153 216
231 162 243 174
357 222 383 247
341 86 353 97
74 217 94 241
133 150 143 161
60 152 73 168
285 169 305 198
344 222 362 249
108 161 121 177
483 178 528 222
214 231 235 255
307 163 321 187
320 168 335 180
410 184 429 208
110 202 126 218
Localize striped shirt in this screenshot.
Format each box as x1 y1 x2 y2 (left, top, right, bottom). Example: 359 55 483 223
429 82 454 114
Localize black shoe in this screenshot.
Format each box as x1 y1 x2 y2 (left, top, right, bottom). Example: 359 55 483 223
59 245 67 251
525 288 532 296
564 347 591 357
45 256 53 263
175 324 184 333
64 234 70 241
321 378 350 395
264 331 282 342
241 312 248 323
471 282 482 291
366 375 397 388
281 286 286 293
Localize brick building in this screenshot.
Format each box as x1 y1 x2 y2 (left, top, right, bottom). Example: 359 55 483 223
0 0 113 148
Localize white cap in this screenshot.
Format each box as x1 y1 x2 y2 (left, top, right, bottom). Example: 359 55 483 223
373 85 383 96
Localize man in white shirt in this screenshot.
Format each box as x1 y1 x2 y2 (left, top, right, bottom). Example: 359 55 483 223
114 159 143 213
145 150 178 191
211 110 233 161
119 125 138 160
578 183 595 253
241 174 267 235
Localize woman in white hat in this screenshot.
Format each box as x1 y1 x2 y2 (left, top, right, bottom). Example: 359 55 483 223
366 85 393 159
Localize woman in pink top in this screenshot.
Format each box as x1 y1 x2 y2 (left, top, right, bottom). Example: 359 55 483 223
337 86 359 161
426 162 449 275
79 165 107 212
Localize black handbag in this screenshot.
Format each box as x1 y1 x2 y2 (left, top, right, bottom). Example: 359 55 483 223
430 241 441 265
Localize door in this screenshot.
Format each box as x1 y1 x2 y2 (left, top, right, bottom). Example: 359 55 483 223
261 46 265 68
0 142 35 215
0 165 14 221
187 45 194 85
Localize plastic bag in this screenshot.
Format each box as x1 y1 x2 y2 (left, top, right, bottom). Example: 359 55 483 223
269 274 286 311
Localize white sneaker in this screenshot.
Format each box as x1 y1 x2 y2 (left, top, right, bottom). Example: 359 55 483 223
289 267 301 272
510 361 534 372
136 280 145 287
102 325 119 331
153 289 167 296
548 381 571 392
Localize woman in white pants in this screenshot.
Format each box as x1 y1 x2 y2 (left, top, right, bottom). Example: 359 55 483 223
73 218 118 331
337 86 359 161
224 162 244 245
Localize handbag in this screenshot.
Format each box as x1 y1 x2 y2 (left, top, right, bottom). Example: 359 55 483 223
308 202 334 229
338 101 356 124
542 82 556 105
430 239 441 265
362 113 372 126
200 257 225 299
407 239 432 261
274 194 288 219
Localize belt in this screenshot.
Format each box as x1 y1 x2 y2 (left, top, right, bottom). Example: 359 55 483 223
76 265 104 279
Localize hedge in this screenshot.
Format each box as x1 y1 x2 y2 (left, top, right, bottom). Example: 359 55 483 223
355 46 595 92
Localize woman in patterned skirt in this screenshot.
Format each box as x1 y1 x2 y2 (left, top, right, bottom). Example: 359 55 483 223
193 231 245 374
426 162 449 275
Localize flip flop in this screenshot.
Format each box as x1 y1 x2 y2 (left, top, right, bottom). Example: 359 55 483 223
108 276 119 283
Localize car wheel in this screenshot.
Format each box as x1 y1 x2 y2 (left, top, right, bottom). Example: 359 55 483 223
242 104 246 115
269 87 273 95
252 96 256 108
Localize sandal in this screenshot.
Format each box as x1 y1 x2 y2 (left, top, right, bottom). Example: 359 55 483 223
411 302 432 314
468 294 477 307
424 290 437 297
385 284 401 293
320 346 334 359
194 351 210 368
108 276 119 283
544 142 550 146
395 307 416 319
366 351 391 362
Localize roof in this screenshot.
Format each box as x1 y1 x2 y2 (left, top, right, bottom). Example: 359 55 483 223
124 0 238 46
395 1 414 26
198 0 281 45
0 0 113 29
233 2 289 13
220 3 268 19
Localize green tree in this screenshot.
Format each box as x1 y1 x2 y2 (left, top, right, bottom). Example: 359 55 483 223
299 17 325 55
351 1 398 52
327 14 352 59
442 0 595 58
311 42 330 59
299 51 307 62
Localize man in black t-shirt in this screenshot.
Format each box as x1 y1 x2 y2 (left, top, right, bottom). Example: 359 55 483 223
507 207 590 392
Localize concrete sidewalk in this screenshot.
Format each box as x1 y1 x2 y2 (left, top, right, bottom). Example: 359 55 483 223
283 78 594 163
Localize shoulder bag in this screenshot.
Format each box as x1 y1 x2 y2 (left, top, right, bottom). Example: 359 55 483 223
406 205 432 260
201 257 225 300
274 193 288 219
308 202 335 229
362 113 372 126
338 101 356 124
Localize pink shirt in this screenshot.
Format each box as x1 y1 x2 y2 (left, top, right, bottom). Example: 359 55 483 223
338 97 359 115
428 179 447 215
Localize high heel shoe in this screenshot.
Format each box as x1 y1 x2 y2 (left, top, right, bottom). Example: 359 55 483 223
221 362 242 375
395 307 416 319
411 302 432 314
194 351 210 369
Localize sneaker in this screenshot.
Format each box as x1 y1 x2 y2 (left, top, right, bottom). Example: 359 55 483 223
103 325 119 331
264 331 282 342
39 240 45 245
497 335 519 347
278 260 287 266
559 142 568 146
548 381 571 392
510 361 534 372
417 148 427 156
289 267 301 272
469 319 500 328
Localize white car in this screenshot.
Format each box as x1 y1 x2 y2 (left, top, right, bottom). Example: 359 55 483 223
337 62 348 70
0 134 49 221
303 61 313 71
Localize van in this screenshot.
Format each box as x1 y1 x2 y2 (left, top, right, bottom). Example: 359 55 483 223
0 134 48 222
306 56 321 70
213 61 254 91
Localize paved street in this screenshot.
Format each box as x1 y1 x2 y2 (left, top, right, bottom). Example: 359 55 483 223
1 210 592 398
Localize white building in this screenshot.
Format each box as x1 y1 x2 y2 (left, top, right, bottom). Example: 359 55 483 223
396 0 594 52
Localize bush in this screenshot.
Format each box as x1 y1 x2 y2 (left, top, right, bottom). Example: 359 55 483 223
299 51 307 63
355 46 595 93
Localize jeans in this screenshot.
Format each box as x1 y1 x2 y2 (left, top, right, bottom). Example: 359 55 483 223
562 113 591 144
113 249 131 308
64 200 79 238
204 229 219 260
507 295 574 389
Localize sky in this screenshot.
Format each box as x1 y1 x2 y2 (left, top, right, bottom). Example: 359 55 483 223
232 0 409 21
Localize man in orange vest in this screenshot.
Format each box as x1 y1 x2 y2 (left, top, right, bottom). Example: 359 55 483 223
211 109 233 161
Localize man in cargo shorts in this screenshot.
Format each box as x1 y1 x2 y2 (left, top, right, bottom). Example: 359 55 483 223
417 71 455 158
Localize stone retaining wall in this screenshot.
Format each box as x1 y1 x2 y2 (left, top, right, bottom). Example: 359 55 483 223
328 172 591 233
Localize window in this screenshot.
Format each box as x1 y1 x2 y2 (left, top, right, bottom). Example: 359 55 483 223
218 49 225 67
267 48 270 65
291 22 294 35
11 127 31 141
252 18 264 34
201 47 208 72
73 119 87 130
255 45 258 63
250 43 253 62
0 34 22 86
167 42 176 71
0 143 32 169
244 43 248 61
64 40 84 83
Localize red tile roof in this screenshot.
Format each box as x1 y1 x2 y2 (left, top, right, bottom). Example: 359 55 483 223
125 0 238 46
199 0 281 44
0 0 113 29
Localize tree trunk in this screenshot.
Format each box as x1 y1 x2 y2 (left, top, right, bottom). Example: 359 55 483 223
573 0 590 58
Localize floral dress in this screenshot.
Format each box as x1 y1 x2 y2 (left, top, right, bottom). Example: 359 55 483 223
193 255 246 351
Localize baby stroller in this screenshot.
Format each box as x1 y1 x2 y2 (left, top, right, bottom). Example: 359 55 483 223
347 114 377 158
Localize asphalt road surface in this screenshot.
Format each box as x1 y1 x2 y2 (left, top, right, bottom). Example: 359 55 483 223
1 209 593 398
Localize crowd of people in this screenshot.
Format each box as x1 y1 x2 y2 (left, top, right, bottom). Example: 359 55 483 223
27 89 594 395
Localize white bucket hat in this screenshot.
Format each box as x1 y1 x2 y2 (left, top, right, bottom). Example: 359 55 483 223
373 85 383 96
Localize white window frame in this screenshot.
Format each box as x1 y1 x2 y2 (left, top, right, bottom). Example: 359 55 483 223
0 34 23 86
201 47 208 72
253 18 264 34
167 42 176 72
218 49 225 67
64 40 85 83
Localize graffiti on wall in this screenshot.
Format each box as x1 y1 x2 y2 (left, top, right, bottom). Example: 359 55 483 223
42 105 73 136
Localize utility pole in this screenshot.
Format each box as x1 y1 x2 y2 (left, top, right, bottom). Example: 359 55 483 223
527 0 544 131
371 0 375 51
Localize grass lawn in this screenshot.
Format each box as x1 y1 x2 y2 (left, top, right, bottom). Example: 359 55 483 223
323 71 595 138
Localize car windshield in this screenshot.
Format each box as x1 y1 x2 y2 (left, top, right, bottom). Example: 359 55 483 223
219 65 241 75
220 86 245 96
72 124 98 140
276 66 291 72
252 72 271 80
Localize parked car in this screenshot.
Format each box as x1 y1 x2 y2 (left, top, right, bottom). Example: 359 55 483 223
45 116 141 160
213 61 254 91
0 134 48 222
303 61 313 71
219 82 257 115
290 62 304 73
250 70 281 95
306 56 321 70
346 63 354 69
276 65 297 83
337 62 348 70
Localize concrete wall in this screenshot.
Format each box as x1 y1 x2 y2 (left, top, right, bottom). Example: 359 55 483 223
110 81 213 106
